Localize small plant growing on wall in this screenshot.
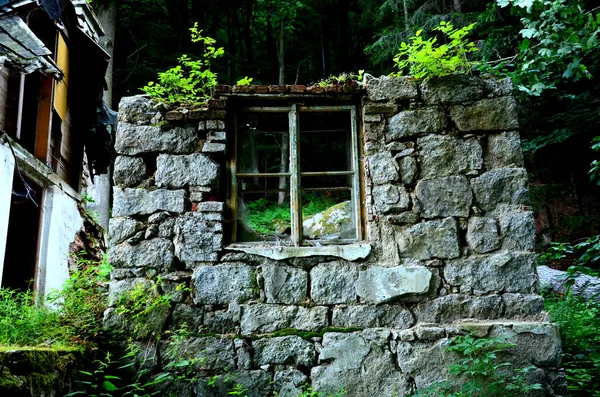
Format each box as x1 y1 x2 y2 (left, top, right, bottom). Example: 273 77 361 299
391 21 479 80
142 23 224 106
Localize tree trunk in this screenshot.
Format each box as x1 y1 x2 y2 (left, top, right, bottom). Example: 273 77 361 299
320 18 326 78
278 19 285 85
403 0 410 28
453 0 462 13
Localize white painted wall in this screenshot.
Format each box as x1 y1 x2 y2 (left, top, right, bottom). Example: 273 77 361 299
0 143 15 284
36 186 83 296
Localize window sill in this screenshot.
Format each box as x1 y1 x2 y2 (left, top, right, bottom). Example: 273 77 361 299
226 242 372 261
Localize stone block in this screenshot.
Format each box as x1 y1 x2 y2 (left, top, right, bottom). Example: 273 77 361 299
171 303 203 332
195 370 272 397
387 212 420 225
485 131 524 169
332 304 414 329
109 217 144 246
492 205 536 252
466 217 501 254
471 168 529 211
481 77 513 97
161 337 235 370
420 75 484 104
202 142 226 153
253 336 316 366
118 95 160 124
262 264 307 304
156 153 219 188
445 252 538 295
196 201 224 212
107 278 151 306
112 188 186 217
415 294 504 323
174 212 223 263
364 103 398 114
108 238 174 269
113 156 148 187
192 264 256 305
417 134 483 179
415 176 472 218
366 76 418 102
502 293 546 319
398 156 417 184
273 369 308 397
207 130 226 142
368 151 399 185
355 266 433 304
450 97 519 132
399 218 460 260
115 124 198 155
240 304 327 335
310 262 359 304
395 340 447 389
414 325 445 341
386 108 447 141
373 184 410 215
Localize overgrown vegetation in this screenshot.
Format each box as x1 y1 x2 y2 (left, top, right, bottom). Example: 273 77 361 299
412 334 541 397
392 21 478 79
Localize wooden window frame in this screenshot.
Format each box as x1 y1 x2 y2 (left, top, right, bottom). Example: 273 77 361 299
231 104 362 246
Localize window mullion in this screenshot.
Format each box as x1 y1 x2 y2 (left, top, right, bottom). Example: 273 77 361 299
289 104 302 246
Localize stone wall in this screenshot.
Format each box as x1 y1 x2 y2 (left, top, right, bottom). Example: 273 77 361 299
107 76 564 396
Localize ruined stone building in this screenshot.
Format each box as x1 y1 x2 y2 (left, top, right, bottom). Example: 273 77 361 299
108 75 563 396
0 0 113 294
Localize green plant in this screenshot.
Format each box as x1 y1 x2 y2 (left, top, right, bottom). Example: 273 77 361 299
236 76 253 86
65 351 122 397
141 23 224 106
316 70 364 87
392 21 478 79
82 192 96 204
412 334 541 397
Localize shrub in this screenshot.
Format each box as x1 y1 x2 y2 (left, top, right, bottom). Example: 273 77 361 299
392 21 479 80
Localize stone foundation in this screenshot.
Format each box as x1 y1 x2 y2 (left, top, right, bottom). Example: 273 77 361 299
107 76 564 396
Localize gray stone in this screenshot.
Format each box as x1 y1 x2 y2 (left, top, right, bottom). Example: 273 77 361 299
195 370 272 397
332 305 414 329
355 266 433 304
174 212 223 263
262 264 307 304
417 134 483 179
234 338 252 370
192 264 255 305
471 168 530 211
492 206 536 252
399 218 460 260
148 211 170 224
109 217 145 246
112 188 186 217
414 325 445 341
415 294 504 323
118 95 160 124
108 238 174 269
537 265 600 302
373 184 410 214
207 130 226 142
273 369 308 397
158 217 176 239
202 142 226 153
302 201 354 239
113 156 148 187
421 75 484 104
398 156 417 184
162 337 235 370
171 304 203 332
320 332 370 370
115 123 198 155
196 201 224 212
502 294 546 319
386 141 414 153
387 212 419 225
310 262 359 304
240 304 327 335
451 97 519 132
368 151 399 185
466 217 501 254
155 153 219 188
203 305 241 333
485 131 524 169
395 340 447 389
366 76 418 102
386 108 447 141
490 324 561 368
107 278 151 306
445 252 538 295
253 336 316 366
415 176 472 218
482 77 513 97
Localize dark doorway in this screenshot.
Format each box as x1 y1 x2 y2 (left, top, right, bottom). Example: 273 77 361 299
2 176 43 291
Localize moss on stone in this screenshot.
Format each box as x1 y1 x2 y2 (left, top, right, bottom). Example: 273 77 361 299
259 326 364 340
0 366 24 391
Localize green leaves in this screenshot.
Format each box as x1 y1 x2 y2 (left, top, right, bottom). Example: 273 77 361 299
391 21 479 80
141 23 224 106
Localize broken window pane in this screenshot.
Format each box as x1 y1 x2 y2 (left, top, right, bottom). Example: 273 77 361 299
301 176 356 241
236 176 291 242
237 112 289 174
299 111 352 173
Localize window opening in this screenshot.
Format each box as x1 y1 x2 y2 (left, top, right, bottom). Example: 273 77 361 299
233 105 361 246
